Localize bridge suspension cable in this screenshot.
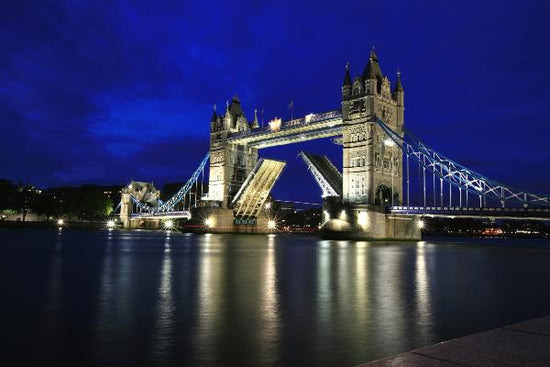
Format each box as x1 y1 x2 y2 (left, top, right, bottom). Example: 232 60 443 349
376 119 550 208
130 152 210 214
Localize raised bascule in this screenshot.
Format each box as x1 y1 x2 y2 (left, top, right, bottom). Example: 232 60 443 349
119 49 550 238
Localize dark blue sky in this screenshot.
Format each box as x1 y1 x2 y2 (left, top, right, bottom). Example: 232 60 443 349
1 0 549 202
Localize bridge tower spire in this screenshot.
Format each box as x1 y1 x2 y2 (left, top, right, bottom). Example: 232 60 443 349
342 62 352 99
393 69 404 127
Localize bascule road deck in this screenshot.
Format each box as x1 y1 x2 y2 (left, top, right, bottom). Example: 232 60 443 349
360 315 550 366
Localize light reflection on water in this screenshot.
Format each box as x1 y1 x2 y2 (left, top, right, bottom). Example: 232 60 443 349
415 241 433 343
1 229 550 366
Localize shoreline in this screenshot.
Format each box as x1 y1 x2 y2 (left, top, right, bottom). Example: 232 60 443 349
359 315 550 366
1 220 549 241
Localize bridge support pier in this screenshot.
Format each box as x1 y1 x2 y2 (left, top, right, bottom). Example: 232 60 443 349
321 202 421 240
196 207 272 234
128 218 162 229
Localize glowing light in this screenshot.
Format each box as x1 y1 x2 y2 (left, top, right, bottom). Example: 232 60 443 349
164 220 174 230
265 202 271 210
358 211 368 229
57 219 64 226
128 184 133 190
340 210 347 220
107 220 115 229
204 217 213 227
305 113 315 123
384 138 395 147
323 210 330 222
268 118 282 132
417 219 425 229
267 220 276 230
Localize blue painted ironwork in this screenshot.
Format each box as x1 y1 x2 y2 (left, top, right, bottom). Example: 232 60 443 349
131 196 155 212
131 152 210 213
376 119 550 207
390 206 550 219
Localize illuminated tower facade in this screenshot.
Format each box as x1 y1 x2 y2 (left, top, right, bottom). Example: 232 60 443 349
341 49 404 207
207 96 259 208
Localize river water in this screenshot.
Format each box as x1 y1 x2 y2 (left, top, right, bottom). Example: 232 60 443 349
1 228 550 366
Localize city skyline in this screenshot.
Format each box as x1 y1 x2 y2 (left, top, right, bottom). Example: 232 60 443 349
1 0 549 203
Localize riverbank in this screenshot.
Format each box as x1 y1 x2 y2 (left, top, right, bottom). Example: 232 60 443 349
1 221 549 241
360 315 550 366
0 220 106 230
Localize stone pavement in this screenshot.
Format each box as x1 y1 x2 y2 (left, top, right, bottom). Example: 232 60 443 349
360 316 550 366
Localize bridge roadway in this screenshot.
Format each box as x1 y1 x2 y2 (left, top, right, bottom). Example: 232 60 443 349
130 211 191 220
129 206 550 223
390 206 550 220
228 110 343 149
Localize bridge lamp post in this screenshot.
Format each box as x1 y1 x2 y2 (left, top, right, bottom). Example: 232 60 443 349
384 138 396 206
204 217 213 229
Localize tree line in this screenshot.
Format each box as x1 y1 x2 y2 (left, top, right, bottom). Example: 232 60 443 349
0 179 120 221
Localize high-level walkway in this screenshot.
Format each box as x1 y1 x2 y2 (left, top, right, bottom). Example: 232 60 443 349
360 315 550 366
228 110 342 148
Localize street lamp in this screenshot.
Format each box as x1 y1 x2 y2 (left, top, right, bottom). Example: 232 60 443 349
384 138 395 206
163 220 174 230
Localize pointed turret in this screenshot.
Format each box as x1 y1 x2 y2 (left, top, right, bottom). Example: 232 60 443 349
222 95 250 132
251 108 259 129
393 69 404 107
343 62 352 86
393 69 404 93
362 59 376 80
228 95 245 119
362 47 384 93
342 62 352 99
224 99 231 129
211 104 218 122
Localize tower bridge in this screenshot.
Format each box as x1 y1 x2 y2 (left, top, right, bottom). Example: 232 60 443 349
119 49 550 239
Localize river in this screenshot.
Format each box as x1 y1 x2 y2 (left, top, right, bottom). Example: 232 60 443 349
1 228 550 366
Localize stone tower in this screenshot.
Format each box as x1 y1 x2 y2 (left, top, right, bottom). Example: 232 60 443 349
341 49 404 207
207 96 259 208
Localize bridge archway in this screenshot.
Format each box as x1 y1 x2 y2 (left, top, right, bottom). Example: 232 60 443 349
375 185 391 206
